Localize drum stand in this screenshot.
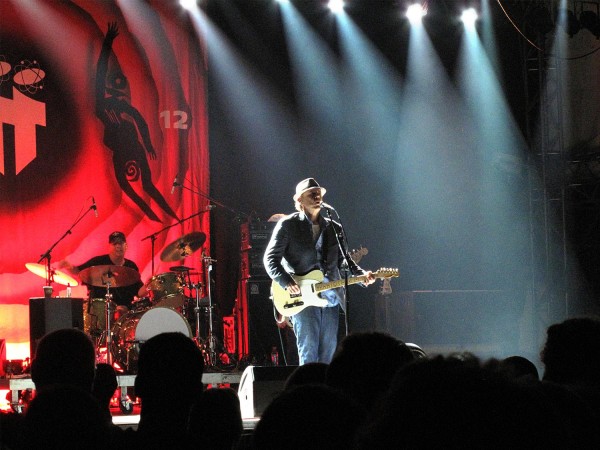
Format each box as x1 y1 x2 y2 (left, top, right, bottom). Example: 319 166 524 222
191 254 218 367
100 282 114 366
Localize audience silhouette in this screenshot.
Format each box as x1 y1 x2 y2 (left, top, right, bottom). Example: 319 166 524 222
356 354 570 449
325 331 415 413
20 384 110 450
188 387 243 450
30 328 96 392
284 362 328 390
252 383 364 450
6 317 600 450
122 331 204 449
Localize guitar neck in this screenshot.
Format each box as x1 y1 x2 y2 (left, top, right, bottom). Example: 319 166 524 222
314 275 369 294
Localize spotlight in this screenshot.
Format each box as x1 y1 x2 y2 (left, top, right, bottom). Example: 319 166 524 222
461 7 478 27
179 0 196 11
406 3 426 25
328 0 345 14
580 10 600 38
558 9 581 37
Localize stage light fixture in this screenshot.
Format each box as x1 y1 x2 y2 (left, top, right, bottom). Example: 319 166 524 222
580 10 600 38
406 3 426 25
461 7 478 27
328 0 345 14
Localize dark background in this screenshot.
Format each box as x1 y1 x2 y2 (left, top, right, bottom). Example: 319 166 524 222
201 0 599 360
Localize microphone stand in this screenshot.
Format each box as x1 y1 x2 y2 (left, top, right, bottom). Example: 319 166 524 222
322 206 352 336
37 202 96 286
174 179 251 220
172 178 251 368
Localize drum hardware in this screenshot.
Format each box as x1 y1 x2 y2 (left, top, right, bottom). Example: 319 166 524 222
170 265 195 272
191 252 218 367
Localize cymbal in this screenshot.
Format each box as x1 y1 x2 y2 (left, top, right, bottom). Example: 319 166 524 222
78 265 141 288
25 263 79 286
160 232 206 262
170 265 195 272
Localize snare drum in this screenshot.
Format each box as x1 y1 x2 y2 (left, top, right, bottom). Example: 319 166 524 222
110 307 192 372
146 272 185 309
83 298 115 335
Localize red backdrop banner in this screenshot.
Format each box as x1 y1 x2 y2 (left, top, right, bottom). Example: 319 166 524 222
0 0 209 355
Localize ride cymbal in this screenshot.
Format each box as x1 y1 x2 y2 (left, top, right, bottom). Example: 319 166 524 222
160 232 206 262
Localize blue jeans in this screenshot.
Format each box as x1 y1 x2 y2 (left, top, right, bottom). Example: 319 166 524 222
292 305 339 365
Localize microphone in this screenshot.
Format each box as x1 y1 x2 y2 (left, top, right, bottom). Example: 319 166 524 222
171 175 179 194
92 197 98 218
320 201 335 210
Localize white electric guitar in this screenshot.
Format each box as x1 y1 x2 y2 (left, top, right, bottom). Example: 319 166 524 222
273 246 369 326
271 268 399 317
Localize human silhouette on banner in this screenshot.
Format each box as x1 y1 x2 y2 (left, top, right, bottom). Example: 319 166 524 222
95 22 178 223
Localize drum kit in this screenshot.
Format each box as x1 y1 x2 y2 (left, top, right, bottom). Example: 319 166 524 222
26 231 218 373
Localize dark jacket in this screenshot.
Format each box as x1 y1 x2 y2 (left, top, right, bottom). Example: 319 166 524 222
263 211 362 308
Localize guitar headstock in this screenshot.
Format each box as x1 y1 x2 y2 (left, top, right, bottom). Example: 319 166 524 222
349 246 368 264
373 268 399 279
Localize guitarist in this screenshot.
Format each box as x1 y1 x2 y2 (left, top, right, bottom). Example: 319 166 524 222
263 178 375 365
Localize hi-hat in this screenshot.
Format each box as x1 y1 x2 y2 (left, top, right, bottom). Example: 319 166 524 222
78 265 141 287
160 232 206 262
26 263 79 286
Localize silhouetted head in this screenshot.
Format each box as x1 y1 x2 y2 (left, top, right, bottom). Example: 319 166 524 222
188 387 243 449
135 332 204 408
253 384 364 450
285 362 328 390
31 328 95 392
541 317 600 385
326 332 415 411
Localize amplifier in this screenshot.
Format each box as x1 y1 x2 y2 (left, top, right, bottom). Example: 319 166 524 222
240 222 276 251
241 250 268 279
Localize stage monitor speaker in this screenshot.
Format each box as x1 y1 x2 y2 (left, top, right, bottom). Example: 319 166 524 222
239 279 284 364
29 297 84 359
238 365 298 419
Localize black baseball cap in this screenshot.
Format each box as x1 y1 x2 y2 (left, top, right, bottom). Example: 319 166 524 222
108 231 126 244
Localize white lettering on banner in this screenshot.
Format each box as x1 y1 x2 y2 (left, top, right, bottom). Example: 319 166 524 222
0 87 46 175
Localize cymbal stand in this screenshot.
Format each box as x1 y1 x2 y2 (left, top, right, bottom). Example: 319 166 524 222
203 253 217 366
190 281 203 346
104 280 114 366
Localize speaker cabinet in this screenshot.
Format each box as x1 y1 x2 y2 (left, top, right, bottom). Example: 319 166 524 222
29 297 84 359
238 365 298 418
236 280 284 364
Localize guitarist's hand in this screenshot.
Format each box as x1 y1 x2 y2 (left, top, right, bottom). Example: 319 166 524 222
363 270 377 285
286 282 301 295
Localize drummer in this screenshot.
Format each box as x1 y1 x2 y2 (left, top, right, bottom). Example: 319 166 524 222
58 231 147 312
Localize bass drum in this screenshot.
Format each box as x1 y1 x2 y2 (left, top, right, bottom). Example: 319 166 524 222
110 307 192 373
